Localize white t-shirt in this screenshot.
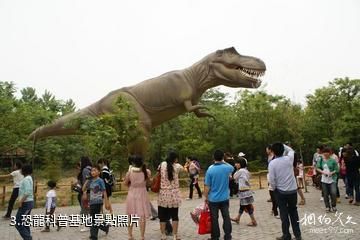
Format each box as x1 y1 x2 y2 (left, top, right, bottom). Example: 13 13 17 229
10 170 24 188
45 189 57 212
321 163 333 184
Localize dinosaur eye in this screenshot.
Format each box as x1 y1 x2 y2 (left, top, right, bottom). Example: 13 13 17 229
216 50 223 57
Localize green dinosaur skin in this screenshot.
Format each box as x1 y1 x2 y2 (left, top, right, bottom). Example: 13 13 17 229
29 47 266 155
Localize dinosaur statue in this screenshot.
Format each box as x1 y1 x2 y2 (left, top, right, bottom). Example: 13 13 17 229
29 47 266 155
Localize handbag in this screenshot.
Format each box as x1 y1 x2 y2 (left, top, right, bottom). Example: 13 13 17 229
198 203 211 235
151 170 161 193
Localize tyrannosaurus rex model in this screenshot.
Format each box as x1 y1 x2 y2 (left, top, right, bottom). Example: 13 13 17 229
29 47 266 155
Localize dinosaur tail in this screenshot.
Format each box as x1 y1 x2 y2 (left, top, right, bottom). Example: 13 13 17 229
28 104 99 141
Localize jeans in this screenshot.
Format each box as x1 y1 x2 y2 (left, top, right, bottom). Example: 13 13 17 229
322 182 337 208
275 190 301 240
189 177 202 199
336 178 340 198
5 187 19 217
15 201 34 240
344 176 351 196
208 200 232 240
347 174 360 202
89 203 109 240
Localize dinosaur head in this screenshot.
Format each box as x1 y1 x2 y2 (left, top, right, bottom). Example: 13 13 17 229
209 47 266 88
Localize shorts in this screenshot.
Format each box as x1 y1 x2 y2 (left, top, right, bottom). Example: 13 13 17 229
158 206 179 222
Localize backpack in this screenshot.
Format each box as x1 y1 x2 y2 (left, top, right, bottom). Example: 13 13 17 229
102 166 116 189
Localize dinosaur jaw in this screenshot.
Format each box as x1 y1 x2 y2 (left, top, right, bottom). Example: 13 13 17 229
226 63 265 88
212 62 266 88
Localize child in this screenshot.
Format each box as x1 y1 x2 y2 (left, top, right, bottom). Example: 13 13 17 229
230 158 257 226
41 180 61 232
83 165 110 240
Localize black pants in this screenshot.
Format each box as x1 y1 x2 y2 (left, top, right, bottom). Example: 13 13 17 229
77 192 82 206
45 208 59 230
90 204 108 240
269 190 278 216
189 177 202 199
275 190 301 240
5 187 19 217
229 179 237 197
208 200 232 240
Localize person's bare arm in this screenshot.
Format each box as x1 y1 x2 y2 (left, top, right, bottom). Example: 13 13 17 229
0 174 11 179
18 195 28 207
203 185 210 204
82 179 89 193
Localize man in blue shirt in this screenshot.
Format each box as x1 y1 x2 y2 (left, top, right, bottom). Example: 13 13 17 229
204 149 234 240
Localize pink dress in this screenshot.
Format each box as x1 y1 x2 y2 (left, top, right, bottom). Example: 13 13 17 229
125 167 151 218
158 162 183 208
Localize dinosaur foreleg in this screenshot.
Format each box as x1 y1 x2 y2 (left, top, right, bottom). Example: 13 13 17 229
194 109 215 119
184 100 209 112
184 100 214 119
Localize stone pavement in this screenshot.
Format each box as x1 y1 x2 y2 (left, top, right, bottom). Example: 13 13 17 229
1 185 359 240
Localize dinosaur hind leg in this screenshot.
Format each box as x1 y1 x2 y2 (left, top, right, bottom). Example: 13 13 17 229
127 127 150 157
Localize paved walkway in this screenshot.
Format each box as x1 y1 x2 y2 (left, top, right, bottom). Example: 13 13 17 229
1 185 359 240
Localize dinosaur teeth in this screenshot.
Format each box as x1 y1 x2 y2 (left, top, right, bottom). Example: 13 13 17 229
238 67 265 80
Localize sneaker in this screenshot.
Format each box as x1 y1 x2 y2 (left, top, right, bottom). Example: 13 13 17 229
80 227 89 232
336 198 341 203
345 194 349 199
326 208 331 213
332 207 337 212
267 198 272 202
354 202 360 206
320 197 324 201
2 215 10 219
275 215 280 219
185 198 192 200
150 216 158 221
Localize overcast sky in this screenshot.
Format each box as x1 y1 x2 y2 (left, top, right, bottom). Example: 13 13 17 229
0 0 359 109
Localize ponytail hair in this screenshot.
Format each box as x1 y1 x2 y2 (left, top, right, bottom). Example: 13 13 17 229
166 151 178 181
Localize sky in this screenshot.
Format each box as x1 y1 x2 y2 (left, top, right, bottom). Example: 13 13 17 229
0 0 359 109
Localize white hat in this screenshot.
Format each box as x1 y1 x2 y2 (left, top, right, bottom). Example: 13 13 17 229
238 152 246 157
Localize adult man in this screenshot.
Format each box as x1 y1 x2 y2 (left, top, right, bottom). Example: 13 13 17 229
204 149 234 240
0 161 24 219
285 142 306 205
268 143 302 240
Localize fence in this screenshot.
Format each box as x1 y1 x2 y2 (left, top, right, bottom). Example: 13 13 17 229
0 166 313 208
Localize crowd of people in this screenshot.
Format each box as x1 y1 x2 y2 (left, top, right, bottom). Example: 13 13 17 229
311 143 360 209
1 141 359 240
